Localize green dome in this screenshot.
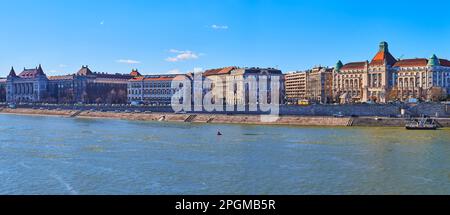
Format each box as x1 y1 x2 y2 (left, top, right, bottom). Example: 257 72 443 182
335 60 343 72
428 54 440 66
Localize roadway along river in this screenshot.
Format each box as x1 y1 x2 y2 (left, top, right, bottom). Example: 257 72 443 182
0 114 449 194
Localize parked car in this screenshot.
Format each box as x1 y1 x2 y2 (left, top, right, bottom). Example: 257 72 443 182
333 112 345 118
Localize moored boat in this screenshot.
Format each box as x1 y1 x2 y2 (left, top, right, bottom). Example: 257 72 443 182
406 118 438 130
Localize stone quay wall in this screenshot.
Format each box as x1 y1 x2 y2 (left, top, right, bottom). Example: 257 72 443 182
1 103 449 118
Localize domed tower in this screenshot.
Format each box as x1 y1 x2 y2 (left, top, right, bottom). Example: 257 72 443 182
335 60 343 73
77 65 93 76
365 41 398 103
370 41 397 66
130 69 142 77
427 54 440 67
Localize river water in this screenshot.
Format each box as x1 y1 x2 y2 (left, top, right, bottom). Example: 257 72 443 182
0 114 449 194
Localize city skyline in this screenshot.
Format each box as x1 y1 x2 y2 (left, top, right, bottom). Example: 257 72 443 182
2 0 450 77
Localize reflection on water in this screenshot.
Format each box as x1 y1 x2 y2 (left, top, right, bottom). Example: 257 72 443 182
0 114 449 194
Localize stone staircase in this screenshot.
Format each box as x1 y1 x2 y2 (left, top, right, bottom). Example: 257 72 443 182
346 118 354 127
70 110 84 117
184 115 197 122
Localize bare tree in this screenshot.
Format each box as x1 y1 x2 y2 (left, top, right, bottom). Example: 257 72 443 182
427 87 447 102
386 87 399 102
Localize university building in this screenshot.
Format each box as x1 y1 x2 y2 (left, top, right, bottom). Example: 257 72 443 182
6 65 135 104
6 65 49 103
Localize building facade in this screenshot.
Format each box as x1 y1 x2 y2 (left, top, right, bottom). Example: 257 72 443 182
203 67 237 106
6 65 134 104
6 65 49 103
333 42 450 103
0 78 6 102
226 67 285 106
392 55 450 101
284 67 332 104
305 67 333 104
128 74 192 105
284 71 308 104
334 42 397 103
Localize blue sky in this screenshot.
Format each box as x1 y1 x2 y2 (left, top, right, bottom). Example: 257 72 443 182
1 0 450 76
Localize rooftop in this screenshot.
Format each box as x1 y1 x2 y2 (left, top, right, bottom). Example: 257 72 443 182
341 61 367 70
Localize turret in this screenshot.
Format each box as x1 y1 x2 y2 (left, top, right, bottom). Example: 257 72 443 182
335 60 343 72
379 41 389 53
130 68 142 77
8 67 16 77
427 54 440 67
37 64 45 75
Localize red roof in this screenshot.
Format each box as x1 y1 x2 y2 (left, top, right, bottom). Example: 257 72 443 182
172 75 190 81
341 62 367 70
18 65 45 78
393 58 450 67
130 69 141 77
130 76 174 82
370 50 397 66
439 59 450 67
393 58 428 67
203 66 236 76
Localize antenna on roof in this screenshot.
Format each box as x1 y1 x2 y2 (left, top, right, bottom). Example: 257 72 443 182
398 54 404 60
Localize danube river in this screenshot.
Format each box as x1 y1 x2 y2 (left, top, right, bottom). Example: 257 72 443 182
0 114 449 194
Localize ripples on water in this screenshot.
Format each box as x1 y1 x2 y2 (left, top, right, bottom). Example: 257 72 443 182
0 114 449 194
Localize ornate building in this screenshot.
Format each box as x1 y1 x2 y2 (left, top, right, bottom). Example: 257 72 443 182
47 66 134 104
6 65 49 103
392 55 450 101
334 42 397 103
6 65 135 104
334 42 450 103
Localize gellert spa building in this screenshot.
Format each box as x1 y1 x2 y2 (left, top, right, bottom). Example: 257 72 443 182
333 42 450 103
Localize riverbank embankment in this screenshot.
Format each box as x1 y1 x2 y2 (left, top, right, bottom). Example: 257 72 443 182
1 108 450 127
0 108 350 126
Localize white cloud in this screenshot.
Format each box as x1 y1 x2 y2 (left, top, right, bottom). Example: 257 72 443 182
165 50 199 62
211 24 228 30
117 59 141 64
